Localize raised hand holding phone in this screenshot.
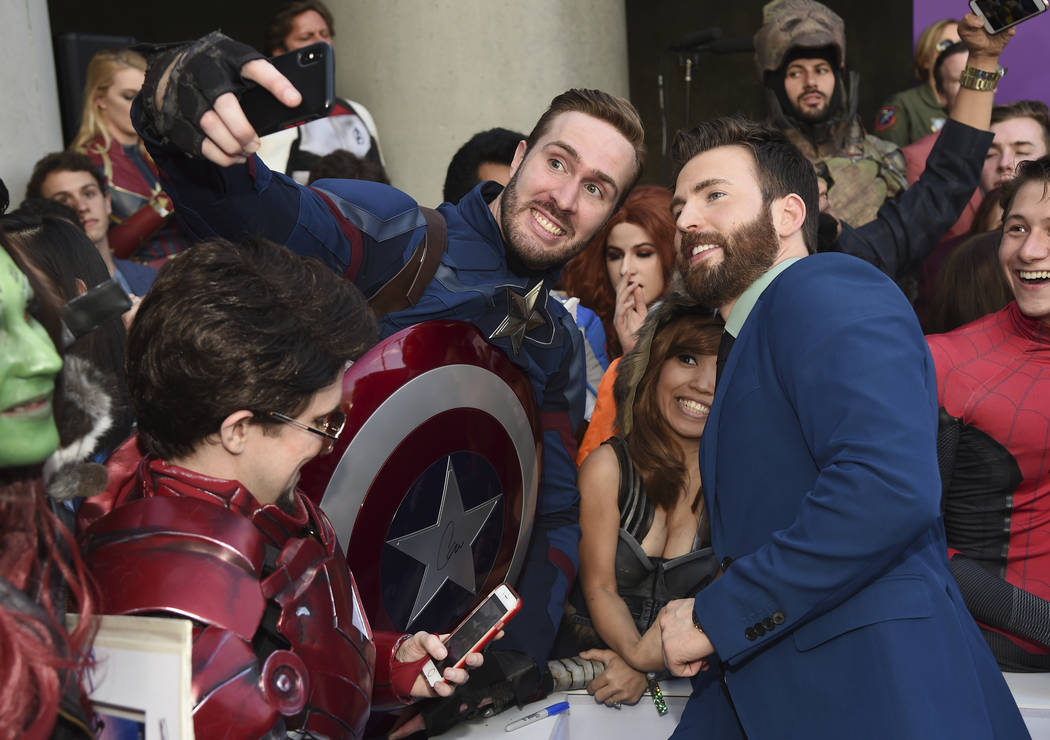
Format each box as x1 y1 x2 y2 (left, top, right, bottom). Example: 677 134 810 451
969 0 1048 33
239 42 334 137
422 584 521 689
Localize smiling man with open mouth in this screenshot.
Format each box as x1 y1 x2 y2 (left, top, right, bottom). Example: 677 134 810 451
928 156 1050 675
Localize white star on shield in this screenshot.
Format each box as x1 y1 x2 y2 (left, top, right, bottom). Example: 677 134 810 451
386 457 501 627
488 282 547 357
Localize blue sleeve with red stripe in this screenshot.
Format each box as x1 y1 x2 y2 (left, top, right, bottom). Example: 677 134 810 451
497 323 585 668
141 122 426 288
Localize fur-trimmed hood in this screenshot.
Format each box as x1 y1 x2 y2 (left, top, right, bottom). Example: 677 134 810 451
43 355 127 501
613 289 720 436
753 0 846 78
753 0 861 154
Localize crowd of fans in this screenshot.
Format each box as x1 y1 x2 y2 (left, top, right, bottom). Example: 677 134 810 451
2 0 1049 737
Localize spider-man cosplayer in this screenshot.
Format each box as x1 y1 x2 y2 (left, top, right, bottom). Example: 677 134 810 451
928 156 1050 671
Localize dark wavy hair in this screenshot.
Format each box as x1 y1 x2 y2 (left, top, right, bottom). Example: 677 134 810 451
308 149 389 186
443 127 524 204
626 312 722 512
128 238 377 460
1001 155 1050 219
926 230 1011 335
562 185 676 358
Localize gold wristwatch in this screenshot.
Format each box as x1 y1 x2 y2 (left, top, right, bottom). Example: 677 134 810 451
959 65 1006 92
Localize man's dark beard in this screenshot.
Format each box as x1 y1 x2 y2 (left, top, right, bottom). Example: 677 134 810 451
498 165 590 273
793 93 832 124
676 208 781 308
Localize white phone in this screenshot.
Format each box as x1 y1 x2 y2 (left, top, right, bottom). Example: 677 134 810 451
969 0 1048 33
421 584 522 688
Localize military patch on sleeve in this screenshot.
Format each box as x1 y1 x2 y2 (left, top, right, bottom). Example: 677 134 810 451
874 106 897 132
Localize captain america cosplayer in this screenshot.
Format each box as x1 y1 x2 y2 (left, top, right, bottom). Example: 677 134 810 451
77 240 484 738
128 31 647 716
928 156 1050 672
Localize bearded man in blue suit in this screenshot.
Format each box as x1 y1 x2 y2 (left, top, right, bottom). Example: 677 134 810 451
657 115 1028 738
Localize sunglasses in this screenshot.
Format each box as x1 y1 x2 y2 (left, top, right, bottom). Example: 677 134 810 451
255 409 347 455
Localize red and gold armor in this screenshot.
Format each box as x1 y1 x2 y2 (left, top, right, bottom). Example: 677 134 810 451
79 437 415 739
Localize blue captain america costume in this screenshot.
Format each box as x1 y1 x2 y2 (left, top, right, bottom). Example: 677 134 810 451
141 131 586 673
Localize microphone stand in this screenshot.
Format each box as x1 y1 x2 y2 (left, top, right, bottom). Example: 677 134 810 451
657 73 667 164
683 57 693 127
659 34 754 178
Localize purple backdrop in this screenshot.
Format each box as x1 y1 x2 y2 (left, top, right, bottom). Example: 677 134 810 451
914 2 1050 104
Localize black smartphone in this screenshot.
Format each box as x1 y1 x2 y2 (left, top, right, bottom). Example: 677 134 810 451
61 278 132 345
240 42 334 137
969 0 1048 33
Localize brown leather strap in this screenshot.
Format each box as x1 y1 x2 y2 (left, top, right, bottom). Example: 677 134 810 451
367 207 448 318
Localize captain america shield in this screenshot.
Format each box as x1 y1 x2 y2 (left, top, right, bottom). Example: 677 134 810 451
298 320 541 634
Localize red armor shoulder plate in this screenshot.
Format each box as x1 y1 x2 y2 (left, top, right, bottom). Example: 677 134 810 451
81 470 379 739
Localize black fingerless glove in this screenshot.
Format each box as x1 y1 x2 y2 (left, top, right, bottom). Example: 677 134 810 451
420 650 552 736
137 31 264 157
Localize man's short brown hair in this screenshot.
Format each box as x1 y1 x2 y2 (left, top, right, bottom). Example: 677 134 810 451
265 0 335 54
671 116 819 253
26 151 106 201
991 100 1050 152
128 238 376 460
525 89 646 205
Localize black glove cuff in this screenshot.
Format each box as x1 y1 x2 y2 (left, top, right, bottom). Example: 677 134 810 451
138 31 264 157
420 650 549 736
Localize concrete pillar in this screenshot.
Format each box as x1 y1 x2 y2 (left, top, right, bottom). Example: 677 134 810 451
330 0 629 206
0 0 63 205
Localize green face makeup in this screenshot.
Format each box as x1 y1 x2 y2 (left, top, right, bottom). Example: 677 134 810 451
0 249 62 467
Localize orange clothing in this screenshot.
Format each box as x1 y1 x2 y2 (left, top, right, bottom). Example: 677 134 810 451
577 359 620 466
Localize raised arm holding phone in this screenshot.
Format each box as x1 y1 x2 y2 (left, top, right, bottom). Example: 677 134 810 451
131 28 652 736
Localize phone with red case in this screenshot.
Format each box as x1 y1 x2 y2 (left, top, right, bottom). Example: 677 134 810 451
422 584 521 688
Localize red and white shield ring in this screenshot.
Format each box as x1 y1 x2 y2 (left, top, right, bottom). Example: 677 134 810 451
299 320 541 633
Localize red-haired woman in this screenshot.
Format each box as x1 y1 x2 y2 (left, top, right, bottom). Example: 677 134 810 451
563 186 679 463
554 298 721 708
562 185 677 359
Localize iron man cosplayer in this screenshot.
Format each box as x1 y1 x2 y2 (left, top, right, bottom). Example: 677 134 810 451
78 436 440 739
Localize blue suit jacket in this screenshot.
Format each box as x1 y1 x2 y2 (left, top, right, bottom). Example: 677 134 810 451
674 254 1026 739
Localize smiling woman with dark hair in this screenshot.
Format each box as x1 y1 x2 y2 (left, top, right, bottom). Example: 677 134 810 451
553 297 721 708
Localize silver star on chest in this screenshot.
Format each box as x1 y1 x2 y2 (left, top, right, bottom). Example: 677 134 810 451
489 282 547 357
386 458 501 628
